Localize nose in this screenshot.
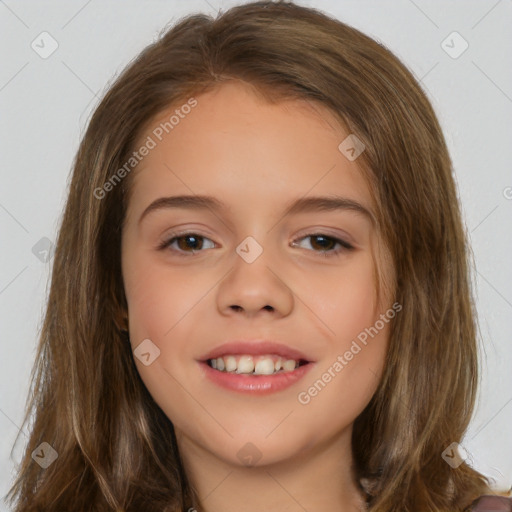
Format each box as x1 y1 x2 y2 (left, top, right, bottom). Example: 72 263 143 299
216 250 294 319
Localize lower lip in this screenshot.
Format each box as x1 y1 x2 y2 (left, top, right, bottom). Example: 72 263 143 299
199 361 315 394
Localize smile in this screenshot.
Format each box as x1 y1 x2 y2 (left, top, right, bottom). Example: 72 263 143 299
200 356 314 394
207 354 308 375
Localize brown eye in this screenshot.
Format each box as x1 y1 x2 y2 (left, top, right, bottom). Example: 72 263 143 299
292 234 353 256
159 233 215 254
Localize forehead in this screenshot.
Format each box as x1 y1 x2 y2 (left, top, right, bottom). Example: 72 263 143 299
125 80 373 220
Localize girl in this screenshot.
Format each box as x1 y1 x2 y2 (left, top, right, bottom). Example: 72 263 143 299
6 1 511 511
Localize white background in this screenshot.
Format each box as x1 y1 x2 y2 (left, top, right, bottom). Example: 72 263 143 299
1 0 511 509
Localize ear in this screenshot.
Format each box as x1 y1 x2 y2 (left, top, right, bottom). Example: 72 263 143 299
112 303 129 333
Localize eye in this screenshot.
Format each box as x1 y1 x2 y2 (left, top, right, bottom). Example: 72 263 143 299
158 233 215 255
158 232 354 257
291 233 354 257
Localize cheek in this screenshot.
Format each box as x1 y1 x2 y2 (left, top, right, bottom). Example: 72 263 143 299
300 252 378 342
333 259 388 384
122 254 205 430
123 249 208 342
295 254 389 412
123 252 215 406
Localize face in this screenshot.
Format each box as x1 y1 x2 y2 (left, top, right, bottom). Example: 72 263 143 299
121 80 395 469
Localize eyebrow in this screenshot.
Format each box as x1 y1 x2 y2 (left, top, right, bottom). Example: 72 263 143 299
138 194 374 225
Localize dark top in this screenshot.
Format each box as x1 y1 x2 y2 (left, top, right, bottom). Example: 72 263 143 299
471 495 512 511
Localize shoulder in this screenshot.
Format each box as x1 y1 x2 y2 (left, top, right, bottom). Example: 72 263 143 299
470 495 512 511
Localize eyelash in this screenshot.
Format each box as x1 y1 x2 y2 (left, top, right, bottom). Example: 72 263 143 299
157 232 354 258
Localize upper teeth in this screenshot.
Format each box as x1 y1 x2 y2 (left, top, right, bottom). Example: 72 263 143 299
209 355 299 375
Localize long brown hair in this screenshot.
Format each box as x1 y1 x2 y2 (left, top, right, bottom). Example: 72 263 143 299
6 1 500 510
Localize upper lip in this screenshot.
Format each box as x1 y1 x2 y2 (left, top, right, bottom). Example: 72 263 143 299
199 340 315 362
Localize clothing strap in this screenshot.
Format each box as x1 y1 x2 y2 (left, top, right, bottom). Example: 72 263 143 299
471 495 512 511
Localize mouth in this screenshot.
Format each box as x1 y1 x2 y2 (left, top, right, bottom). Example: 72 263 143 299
198 340 315 394
205 354 310 375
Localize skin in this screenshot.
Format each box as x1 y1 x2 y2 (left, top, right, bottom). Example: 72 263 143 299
121 80 395 512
